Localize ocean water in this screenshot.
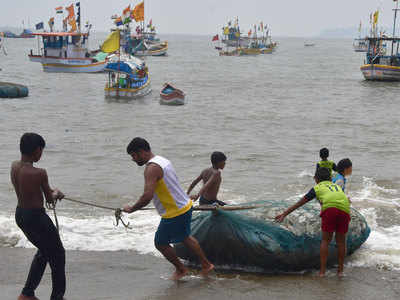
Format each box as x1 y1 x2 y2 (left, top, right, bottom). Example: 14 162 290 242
0 34 400 274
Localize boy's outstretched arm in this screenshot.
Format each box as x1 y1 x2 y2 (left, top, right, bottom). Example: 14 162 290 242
275 196 312 223
187 174 202 195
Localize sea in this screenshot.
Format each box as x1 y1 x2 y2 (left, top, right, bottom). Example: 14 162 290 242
0 33 400 298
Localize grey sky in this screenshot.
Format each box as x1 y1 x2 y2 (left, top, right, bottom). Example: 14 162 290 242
1 0 399 36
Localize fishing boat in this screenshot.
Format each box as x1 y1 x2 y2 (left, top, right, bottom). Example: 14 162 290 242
304 42 315 47
28 4 108 73
103 30 151 99
104 59 151 99
113 2 168 57
130 38 168 56
159 83 185 105
360 3 400 81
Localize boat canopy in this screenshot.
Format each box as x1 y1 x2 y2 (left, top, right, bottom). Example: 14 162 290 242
104 61 142 75
32 32 88 37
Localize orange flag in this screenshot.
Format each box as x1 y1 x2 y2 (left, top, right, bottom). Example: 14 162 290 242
65 4 75 20
132 2 144 22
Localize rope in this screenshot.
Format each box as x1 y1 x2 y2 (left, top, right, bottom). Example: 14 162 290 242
47 197 131 230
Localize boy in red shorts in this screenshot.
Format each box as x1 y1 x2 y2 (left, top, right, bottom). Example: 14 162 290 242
275 167 351 277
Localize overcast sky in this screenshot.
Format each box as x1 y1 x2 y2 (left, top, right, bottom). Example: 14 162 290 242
1 0 399 36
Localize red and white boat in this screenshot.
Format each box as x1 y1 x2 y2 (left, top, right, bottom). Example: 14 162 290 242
159 83 185 105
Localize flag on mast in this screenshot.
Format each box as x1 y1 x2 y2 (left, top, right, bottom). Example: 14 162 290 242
55 6 63 14
212 34 219 41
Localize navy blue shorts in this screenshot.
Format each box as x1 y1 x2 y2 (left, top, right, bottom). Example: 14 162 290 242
154 208 192 246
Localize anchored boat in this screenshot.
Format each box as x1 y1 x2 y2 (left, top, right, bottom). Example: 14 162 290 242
360 2 400 81
29 32 107 73
160 83 185 105
28 4 107 73
102 30 151 99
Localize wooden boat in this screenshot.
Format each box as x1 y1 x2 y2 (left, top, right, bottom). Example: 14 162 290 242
28 5 107 73
130 39 168 57
104 56 151 99
360 2 400 81
304 43 315 47
159 83 185 105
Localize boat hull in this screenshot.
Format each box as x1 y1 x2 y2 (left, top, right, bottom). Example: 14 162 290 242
104 79 152 99
134 42 168 57
28 55 106 73
361 64 400 81
159 97 185 105
160 84 185 105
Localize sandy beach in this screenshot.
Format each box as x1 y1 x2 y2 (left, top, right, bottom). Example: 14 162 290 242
1 247 399 300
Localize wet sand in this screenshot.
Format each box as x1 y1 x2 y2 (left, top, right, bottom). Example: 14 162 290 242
1 247 399 300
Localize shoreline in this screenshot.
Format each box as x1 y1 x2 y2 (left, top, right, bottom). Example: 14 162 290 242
1 247 399 300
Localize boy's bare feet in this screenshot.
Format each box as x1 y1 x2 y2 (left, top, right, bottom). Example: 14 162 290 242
171 268 189 281
318 272 326 277
17 295 40 300
201 263 215 277
337 271 344 277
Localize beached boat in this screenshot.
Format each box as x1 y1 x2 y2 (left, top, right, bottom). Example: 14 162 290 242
360 3 400 81
160 83 185 105
304 42 316 47
28 4 107 73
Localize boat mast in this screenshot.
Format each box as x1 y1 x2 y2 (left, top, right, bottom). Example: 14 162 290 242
391 0 399 57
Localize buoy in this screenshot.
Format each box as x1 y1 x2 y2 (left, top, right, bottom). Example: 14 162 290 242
0 82 29 98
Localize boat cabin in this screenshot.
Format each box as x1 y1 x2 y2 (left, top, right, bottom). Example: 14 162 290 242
31 32 90 59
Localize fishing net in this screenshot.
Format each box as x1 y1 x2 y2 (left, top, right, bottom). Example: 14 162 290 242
174 200 370 272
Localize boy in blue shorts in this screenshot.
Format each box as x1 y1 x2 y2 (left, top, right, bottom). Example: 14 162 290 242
275 167 351 277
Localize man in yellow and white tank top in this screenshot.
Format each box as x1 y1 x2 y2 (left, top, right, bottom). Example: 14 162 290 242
122 137 214 280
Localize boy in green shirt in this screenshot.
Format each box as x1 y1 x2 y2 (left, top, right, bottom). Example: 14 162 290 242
275 167 350 277
316 147 336 176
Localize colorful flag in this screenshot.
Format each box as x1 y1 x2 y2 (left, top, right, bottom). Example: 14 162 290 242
149 19 152 26
122 5 131 24
55 6 63 14
212 34 219 41
223 27 229 35
114 17 123 26
65 4 75 20
35 22 44 30
373 10 379 25
101 30 120 53
68 18 77 32
260 22 264 32
248 29 252 37
132 2 144 22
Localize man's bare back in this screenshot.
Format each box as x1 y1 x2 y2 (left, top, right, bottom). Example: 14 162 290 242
11 160 53 209
199 167 221 201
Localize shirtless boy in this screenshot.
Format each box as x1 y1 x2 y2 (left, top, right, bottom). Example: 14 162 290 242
187 151 227 206
11 133 65 300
